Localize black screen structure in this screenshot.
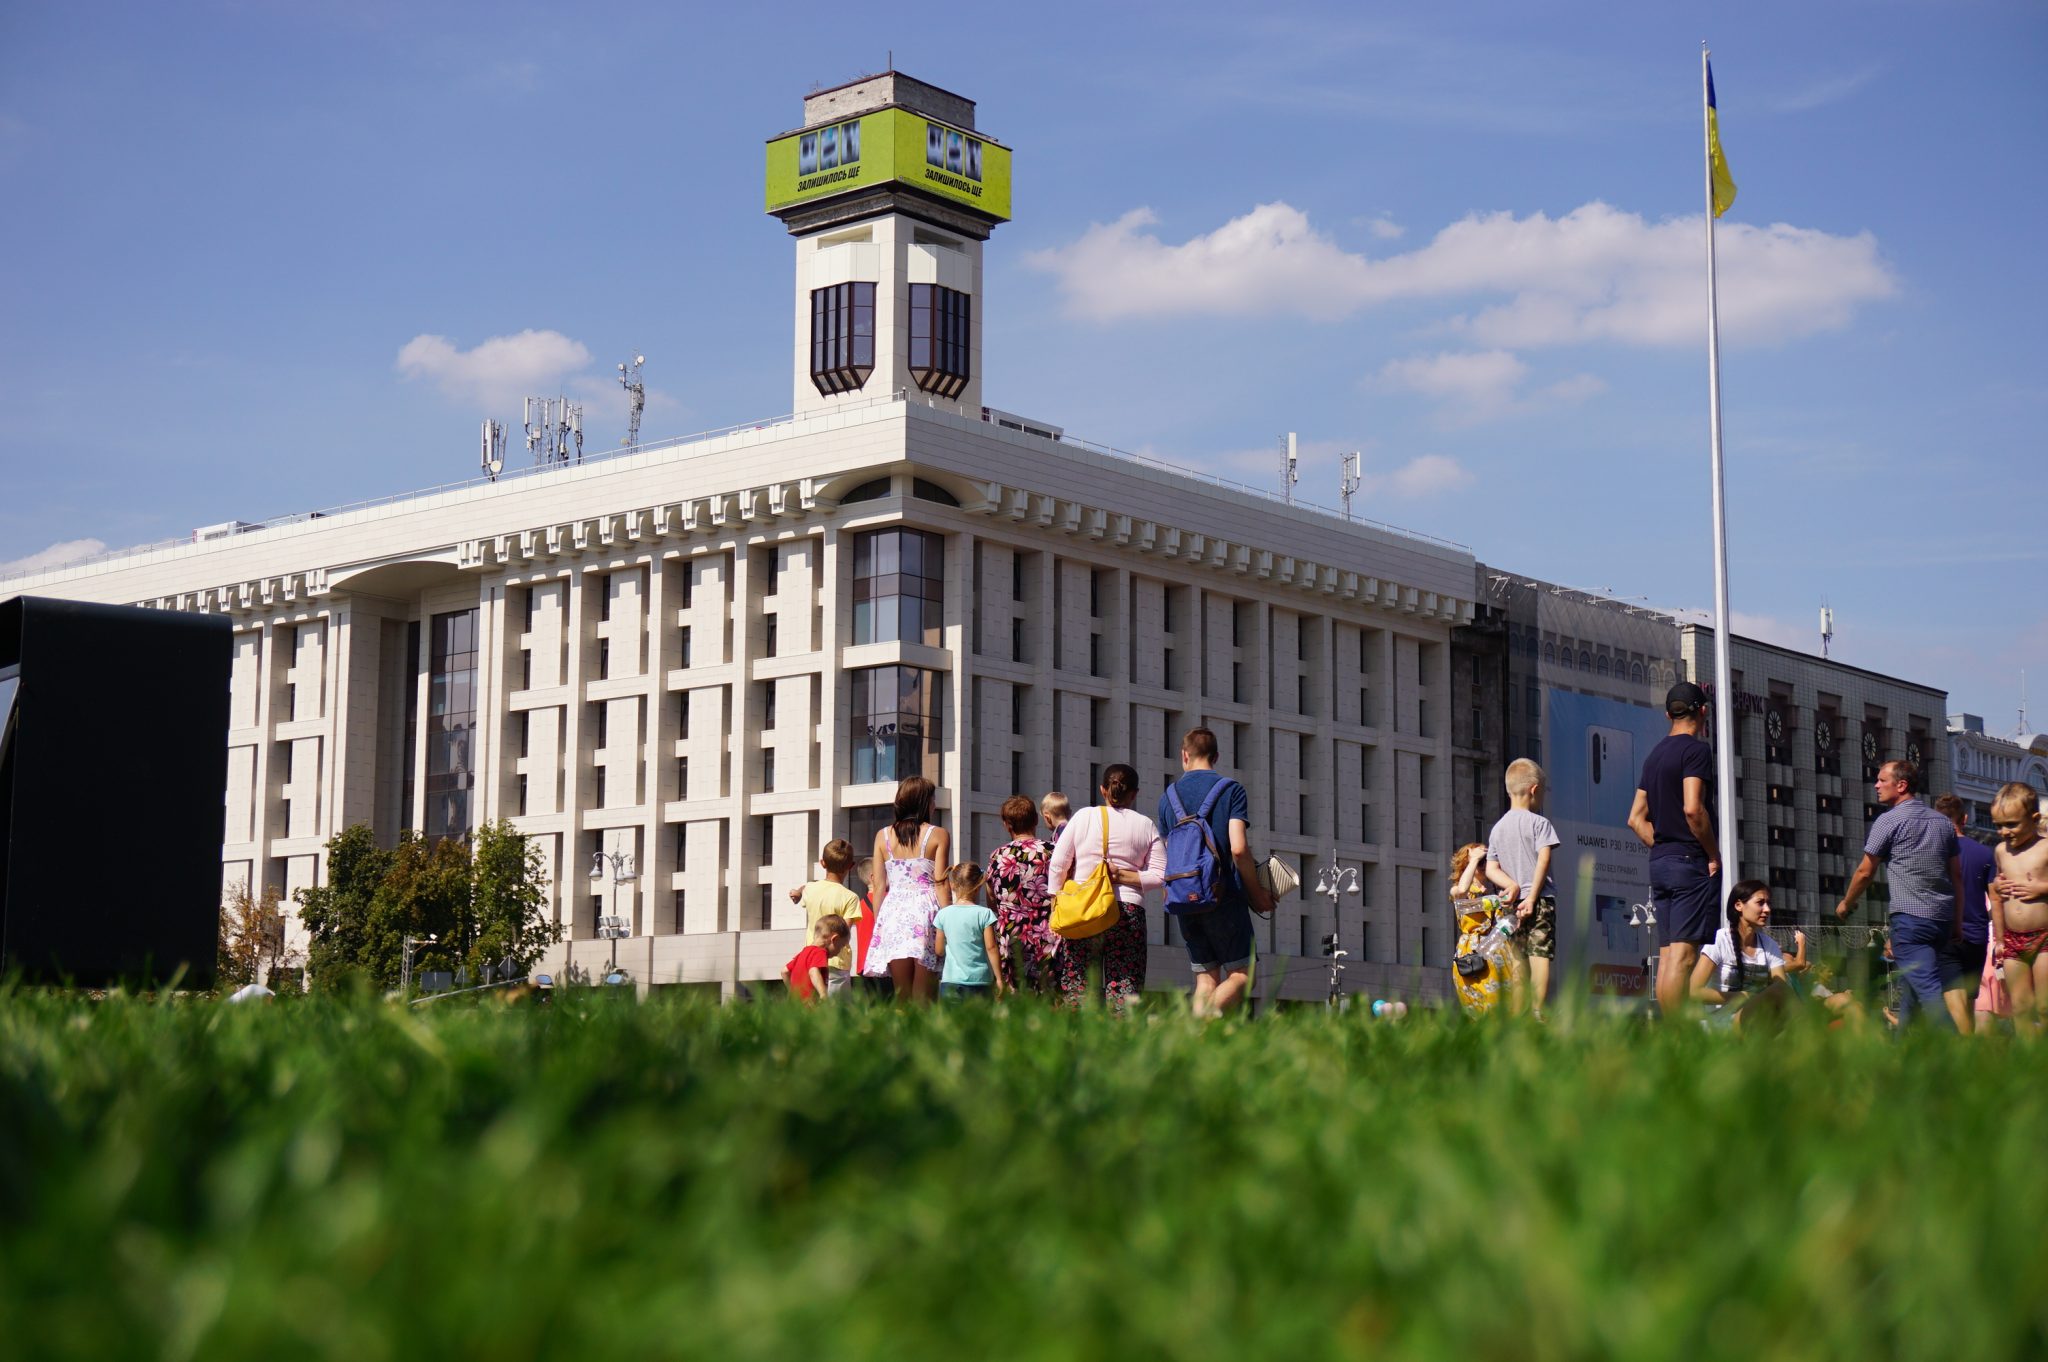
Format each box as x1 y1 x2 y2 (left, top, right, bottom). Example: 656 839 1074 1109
0 596 232 986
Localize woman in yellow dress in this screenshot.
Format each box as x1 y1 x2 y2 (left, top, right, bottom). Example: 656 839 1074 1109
1450 842 1526 1017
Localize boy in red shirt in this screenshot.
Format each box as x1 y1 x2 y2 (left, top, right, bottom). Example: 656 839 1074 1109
786 915 849 1003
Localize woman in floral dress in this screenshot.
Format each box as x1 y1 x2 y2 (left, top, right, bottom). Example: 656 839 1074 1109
860 776 950 1003
984 794 1058 996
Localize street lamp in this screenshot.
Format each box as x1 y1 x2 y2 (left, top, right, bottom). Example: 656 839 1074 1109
590 850 638 974
1313 864 1362 1007
401 933 438 996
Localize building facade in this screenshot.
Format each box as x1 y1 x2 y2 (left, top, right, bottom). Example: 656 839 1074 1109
1678 625 1948 927
1946 714 2048 836
0 73 1477 1001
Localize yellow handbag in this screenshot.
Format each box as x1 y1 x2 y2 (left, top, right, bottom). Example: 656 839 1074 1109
1051 805 1123 941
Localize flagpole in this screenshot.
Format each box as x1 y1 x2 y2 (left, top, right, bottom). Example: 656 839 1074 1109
1703 43 1739 897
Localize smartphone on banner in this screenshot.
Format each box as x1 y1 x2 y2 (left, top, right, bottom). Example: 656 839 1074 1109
1588 726 1636 827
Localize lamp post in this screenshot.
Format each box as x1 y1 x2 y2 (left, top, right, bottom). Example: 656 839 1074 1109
401 933 438 996
1314 864 1361 1007
589 850 638 977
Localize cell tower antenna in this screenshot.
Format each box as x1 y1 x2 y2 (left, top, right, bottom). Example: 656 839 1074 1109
1280 432 1299 506
480 419 505 482
1819 601 1834 659
2021 669 2030 737
618 355 646 449
522 395 583 466
1340 451 1361 522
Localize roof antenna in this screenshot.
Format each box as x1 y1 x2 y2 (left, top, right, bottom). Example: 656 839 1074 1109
1279 432 1298 506
1819 601 1834 659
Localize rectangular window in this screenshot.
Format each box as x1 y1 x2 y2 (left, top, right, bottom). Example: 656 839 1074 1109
907 282 971 398
761 684 777 730
677 756 689 800
518 710 531 757
810 281 876 395
1164 650 1178 691
1011 751 1025 795
599 579 612 622
516 773 528 815
1012 683 1025 735
1012 552 1025 602
680 567 695 610
1090 571 1103 618
1089 698 1105 748
848 665 943 785
678 691 690 738
757 815 775 859
852 528 945 647
1090 634 1103 678
422 608 478 841
594 703 608 749
523 589 537 632
761 748 776 793
520 649 532 691
1011 617 1025 663
764 614 779 658
597 639 610 681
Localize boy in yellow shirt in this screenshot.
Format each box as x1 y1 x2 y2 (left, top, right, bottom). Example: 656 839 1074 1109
791 839 864 996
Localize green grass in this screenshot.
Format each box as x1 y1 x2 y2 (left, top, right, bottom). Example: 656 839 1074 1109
2 990 2043 1361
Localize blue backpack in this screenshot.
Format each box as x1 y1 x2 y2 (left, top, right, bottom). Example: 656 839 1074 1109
1162 779 1236 914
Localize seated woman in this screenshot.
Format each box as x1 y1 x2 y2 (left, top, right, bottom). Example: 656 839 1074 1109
1689 879 1799 1030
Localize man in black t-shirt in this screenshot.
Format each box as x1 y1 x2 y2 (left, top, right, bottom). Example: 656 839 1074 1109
1628 681 1722 1017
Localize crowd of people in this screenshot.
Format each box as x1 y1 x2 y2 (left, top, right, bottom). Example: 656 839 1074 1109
782 692 2048 1032
784 727 1273 1015
1448 680 2048 1032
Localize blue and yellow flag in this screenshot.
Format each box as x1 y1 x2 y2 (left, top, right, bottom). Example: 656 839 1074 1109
1707 61 1738 218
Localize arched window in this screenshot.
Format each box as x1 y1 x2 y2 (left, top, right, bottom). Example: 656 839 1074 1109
910 478 960 506
1578 649 1592 670
1631 662 1645 683
1596 655 1611 677
1559 648 1573 671
1543 641 1556 664
839 477 890 504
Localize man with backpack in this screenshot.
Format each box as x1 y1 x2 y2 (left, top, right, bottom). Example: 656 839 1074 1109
1159 727 1275 1017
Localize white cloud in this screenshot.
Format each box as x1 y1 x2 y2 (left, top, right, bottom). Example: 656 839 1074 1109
1361 453 1475 499
0 537 108 577
1376 349 1526 411
1362 213 1405 240
396 329 593 409
1027 200 1896 348
1375 349 1603 422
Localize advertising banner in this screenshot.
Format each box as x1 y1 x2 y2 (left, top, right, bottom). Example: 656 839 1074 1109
765 108 1012 221
1544 689 1671 907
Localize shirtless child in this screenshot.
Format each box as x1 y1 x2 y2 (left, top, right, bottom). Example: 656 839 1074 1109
1989 782 2048 1035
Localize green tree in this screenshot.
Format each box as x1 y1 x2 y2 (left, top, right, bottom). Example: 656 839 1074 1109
364 832 472 988
218 880 294 990
295 825 394 993
468 820 561 979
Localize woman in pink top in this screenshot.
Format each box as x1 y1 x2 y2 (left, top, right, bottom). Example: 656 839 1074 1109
1047 764 1164 1013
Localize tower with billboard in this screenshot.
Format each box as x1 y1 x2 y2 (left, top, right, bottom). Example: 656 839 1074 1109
765 72 1011 418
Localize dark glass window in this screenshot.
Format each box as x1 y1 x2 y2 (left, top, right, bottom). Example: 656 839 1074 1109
840 477 890 504
852 528 944 647
423 608 478 840
911 478 960 506
810 282 876 395
908 283 971 398
849 665 942 784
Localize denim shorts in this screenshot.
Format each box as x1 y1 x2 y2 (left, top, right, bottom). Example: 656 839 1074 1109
1649 849 1720 947
1180 901 1254 975
939 981 992 1002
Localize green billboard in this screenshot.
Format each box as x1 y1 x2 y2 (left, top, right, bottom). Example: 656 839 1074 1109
765 107 1011 222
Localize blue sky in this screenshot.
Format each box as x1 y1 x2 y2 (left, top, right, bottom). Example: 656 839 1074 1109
2 1 2042 730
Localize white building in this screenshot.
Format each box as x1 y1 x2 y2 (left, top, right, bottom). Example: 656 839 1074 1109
1946 714 2048 836
0 73 1477 1001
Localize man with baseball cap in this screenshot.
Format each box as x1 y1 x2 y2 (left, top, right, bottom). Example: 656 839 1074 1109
1627 681 1721 1016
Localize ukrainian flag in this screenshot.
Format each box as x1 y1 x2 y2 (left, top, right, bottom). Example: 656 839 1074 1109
1708 61 1738 218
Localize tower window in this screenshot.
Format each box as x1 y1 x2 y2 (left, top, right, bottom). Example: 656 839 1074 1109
908 284 971 398
810 282 875 395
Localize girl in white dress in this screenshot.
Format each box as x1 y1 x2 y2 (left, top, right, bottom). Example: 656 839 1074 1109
860 776 951 1003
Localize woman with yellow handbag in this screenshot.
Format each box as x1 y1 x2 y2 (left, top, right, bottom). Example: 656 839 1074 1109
1046 764 1164 1013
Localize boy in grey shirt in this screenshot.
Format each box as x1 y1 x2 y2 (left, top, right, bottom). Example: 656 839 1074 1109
1488 758 1561 1012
